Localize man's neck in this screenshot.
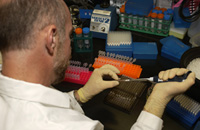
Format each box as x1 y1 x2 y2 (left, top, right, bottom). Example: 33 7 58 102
1 50 53 87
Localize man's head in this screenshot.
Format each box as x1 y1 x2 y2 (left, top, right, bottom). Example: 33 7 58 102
0 0 73 85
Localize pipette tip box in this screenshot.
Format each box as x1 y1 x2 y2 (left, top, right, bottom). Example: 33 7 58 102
104 75 150 113
105 31 133 57
132 42 158 59
160 36 190 63
166 94 200 127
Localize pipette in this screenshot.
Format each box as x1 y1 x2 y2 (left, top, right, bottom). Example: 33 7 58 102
116 71 192 83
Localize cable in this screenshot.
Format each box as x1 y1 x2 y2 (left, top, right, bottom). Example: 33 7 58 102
179 0 200 22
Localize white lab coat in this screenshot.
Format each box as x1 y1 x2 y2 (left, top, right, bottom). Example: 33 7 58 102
0 73 163 130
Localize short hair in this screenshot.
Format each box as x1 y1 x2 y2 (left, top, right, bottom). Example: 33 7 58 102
0 0 68 51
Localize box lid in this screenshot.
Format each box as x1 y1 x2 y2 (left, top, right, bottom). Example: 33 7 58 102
133 42 158 54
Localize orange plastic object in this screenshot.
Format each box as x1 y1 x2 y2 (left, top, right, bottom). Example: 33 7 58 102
154 7 160 10
157 13 164 19
120 7 125 13
75 28 82 35
92 56 142 79
161 8 167 13
151 13 157 18
120 4 125 13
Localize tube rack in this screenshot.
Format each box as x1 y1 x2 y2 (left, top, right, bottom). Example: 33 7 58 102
119 13 173 37
64 61 92 85
92 51 142 79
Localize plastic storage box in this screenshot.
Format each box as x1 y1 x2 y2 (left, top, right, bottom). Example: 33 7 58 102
106 44 133 57
105 31 133 57
125 0 153 16
160 36 190 63
173 7 191 28
133 42 158 59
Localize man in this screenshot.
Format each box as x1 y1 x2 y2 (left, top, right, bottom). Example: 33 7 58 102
0 0 195 130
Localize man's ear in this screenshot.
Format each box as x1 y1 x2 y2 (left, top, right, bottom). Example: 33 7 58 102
46 25 57 56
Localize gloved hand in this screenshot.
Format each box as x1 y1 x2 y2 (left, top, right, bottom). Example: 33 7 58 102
77 64 120 103
144 68 195 118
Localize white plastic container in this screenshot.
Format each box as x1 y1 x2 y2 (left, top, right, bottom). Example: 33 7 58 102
189 32 200 47
188 17 200 38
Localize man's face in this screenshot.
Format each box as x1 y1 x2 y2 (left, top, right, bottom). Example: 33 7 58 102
52 4 73 84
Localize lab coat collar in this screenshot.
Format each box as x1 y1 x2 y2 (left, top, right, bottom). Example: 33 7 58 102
0 73 70 108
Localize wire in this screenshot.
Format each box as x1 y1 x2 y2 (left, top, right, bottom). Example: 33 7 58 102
179 0 200 22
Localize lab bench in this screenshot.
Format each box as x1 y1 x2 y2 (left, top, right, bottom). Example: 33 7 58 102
54 30 196 130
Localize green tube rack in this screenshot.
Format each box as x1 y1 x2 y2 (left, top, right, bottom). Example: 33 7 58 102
73 32 93 53
119 14 173 37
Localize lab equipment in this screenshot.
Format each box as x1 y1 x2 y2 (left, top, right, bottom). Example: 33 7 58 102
188 16 200 38
127 14 133 28
125 0 154 16
132 42 158 60
69 5 82 29
119 9 173 36
79 9 93 19
173 7 191 28
156 0 173 9
64 60 93 85
92 50 142 79
82 27 90 49
90 5 118 39
105 31 133 57
104 75 150 113
119 6 127 27
116 70 191 83
189 32 200 47
162 14 171 34
180 47 200 103
160 36 190 63
166 94 200 127
169 22 188 39
157 13 164 33
150 12 157 33
73 28 93 53
75 28 84 49
144 16 150 31
138 16 144 30
133 13 138 29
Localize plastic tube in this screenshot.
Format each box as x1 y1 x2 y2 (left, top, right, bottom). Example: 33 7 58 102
75 28 83 49
157 13 164 33
162 15 171 34
83 27 90 49
150 13 157 32
120 6 126 27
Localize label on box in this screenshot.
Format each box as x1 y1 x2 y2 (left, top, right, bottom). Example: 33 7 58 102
90 14 111 34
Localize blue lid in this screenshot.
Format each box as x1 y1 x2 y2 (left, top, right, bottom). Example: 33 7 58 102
164 15 171 20
157 10 162 14
167 9 173 14
164 11 168 15
152 9 158 13
83 27 90 34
